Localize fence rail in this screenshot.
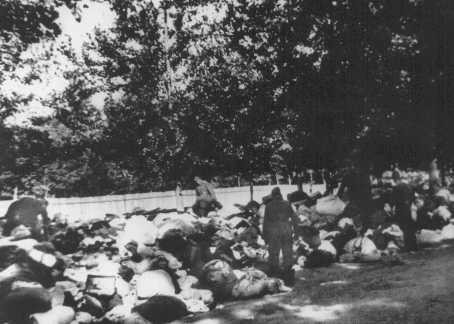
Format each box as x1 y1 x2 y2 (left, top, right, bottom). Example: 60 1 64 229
0 184 326 221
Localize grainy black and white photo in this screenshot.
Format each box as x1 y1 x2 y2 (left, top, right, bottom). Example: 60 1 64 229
0 0 453 323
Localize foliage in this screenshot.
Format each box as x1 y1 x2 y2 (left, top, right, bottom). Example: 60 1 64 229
2 0 454 196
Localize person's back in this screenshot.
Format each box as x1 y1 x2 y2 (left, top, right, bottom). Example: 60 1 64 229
262 187 297 284
264 199 295 223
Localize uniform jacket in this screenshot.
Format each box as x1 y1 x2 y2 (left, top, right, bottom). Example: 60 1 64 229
263 196 298 242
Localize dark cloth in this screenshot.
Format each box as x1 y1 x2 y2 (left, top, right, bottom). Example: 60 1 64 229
391 183 416 250
402 227 418 252
287 190 309 204
0 287 52 323
263 198 298 241
331 226 357 253
338 170 371 205
263 196 298 273
2 197 49 240
304 250 336 268
267 223 293 274
338 170 372 227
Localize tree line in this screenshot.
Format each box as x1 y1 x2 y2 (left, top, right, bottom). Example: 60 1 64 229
1 0 454 197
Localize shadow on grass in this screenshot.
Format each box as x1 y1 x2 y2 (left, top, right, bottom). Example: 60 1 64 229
177 292 406 324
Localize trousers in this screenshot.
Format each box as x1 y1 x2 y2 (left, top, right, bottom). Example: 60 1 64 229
266 224 293 274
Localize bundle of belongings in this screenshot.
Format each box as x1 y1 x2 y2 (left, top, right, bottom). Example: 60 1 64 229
0 197 290 324
289 173 454 268
1 172 453 323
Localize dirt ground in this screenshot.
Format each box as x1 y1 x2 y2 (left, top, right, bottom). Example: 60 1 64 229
176 243 454 324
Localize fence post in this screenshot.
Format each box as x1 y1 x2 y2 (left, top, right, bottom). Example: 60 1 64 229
249 182 253 201
175 182 184 212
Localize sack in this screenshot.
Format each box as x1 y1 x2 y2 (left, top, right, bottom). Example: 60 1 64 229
318 240 337 256
417 229 443 246
1 287 52 323
304 250 336 268
74 312 93 324
434 206 452 222
136 270 176 299
315 195 346 216
435 189 451 203
178 288 214 306
133 295 188 323
344 237 378 256
30 305 75 324
441 224 454 240
337 217 354 229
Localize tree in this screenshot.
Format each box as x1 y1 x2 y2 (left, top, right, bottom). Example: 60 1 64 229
0 0 82 194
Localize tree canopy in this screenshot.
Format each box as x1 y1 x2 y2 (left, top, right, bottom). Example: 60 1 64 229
1 0 454 196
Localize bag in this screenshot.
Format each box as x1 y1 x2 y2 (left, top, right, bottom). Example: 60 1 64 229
30 305 75 324
435 189 451 203
178 288 214 306
434 206 452 222
344 237 378 256
315 195 346 216
318 240 337 256
1 287 52 323
441 224 454 240
136 270 176 299
417 229 443 246
337 217 354 229
132 295 188 323
304 250 336 268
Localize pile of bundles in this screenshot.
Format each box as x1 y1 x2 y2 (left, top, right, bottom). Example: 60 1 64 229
291 183 454 268
413 189 454 245
290 194 405 267
0 205 289 324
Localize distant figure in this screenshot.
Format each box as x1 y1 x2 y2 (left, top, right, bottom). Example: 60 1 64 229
263 187 299 285
390 171 417 252
338 160 372 229
428 159 442 196
192 177 222 217
2 188 49 240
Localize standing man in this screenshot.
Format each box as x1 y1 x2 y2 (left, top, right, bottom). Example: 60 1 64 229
391 171 417 252
263 187 299 285
428 158 442 196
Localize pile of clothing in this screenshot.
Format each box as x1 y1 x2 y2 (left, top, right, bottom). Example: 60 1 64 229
0 205 289 324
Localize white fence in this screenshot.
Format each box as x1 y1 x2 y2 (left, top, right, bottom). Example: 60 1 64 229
0 184 326 222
